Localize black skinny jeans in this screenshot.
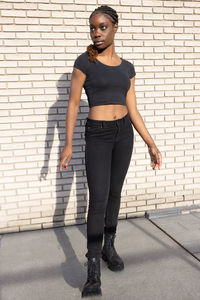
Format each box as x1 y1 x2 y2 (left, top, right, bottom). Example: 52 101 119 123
84 113 134 259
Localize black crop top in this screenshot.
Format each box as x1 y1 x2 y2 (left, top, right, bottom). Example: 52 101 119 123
73 51 136 108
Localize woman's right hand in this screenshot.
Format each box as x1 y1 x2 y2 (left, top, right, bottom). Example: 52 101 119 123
59 145 72 172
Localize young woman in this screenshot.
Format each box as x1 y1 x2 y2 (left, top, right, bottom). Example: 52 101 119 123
59 5 162 298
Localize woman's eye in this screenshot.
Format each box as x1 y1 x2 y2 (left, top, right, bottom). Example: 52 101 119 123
89 26 107 32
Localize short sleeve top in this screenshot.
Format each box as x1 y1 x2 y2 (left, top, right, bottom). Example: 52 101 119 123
73 51 136 108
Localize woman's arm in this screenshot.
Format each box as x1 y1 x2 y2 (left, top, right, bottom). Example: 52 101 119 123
126 76 162 170
59 68 86 172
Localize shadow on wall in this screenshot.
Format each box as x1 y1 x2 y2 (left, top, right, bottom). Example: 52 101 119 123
40 72 88 291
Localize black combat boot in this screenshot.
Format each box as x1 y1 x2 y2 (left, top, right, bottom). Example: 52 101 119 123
102 232 124 271
81 256 102 298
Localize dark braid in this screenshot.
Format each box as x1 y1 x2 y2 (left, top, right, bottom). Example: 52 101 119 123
87 5 118 62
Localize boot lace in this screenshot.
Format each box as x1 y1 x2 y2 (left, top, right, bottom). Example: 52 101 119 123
104 233 119 258
88 258 100 281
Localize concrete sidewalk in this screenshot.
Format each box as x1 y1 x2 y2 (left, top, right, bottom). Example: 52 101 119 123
0 214 200 300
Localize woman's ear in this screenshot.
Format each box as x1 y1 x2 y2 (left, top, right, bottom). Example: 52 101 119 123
114 23 118 33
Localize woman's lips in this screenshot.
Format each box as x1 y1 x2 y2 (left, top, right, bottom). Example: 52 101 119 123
94 41 104 45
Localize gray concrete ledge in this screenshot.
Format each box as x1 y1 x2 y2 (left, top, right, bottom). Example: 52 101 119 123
145 204 200 219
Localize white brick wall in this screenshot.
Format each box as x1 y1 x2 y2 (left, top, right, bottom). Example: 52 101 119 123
0 0 200 234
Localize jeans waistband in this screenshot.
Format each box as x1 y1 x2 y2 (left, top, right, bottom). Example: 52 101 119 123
85 113 131 128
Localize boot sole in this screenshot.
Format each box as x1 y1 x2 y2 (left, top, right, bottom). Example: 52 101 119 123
82 288 102 298
102 253 124 272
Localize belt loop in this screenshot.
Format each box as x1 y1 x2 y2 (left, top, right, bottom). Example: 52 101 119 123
101 121 104 128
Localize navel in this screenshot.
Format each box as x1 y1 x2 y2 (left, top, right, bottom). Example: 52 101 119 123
113 115 117 119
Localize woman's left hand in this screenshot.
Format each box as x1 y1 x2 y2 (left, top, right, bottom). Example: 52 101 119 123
148 144 162 170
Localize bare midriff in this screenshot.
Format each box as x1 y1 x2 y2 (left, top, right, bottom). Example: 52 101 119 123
88 104 128 121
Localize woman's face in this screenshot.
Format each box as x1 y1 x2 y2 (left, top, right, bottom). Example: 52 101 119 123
89 13 118 49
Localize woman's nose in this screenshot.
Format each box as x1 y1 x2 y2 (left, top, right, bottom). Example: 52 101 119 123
94 29 101 37
95 33 101 39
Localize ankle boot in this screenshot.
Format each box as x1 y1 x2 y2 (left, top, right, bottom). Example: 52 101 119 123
81 257 102 298
102 232 124 271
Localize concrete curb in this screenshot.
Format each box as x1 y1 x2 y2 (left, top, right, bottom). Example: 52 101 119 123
145 204 200 219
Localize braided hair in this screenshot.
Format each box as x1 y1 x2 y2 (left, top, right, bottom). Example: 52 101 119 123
87 5 118 62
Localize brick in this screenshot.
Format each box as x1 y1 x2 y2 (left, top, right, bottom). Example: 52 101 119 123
174 8 193 14
20 224 42 231
0 227 19 234
121 0 142 4
144 14 164 20
127 200 146 207
27 11 51 18
147 198 165 205
120 207 137 214
132 7 152 14
20 212 41 219
2 203 18 210
0 3 12 9
1 10 26 17
175 201 194 207
164 1 183 7
137 204 156 211
3 25 28 32
156 203 175 209
8 220 30 227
